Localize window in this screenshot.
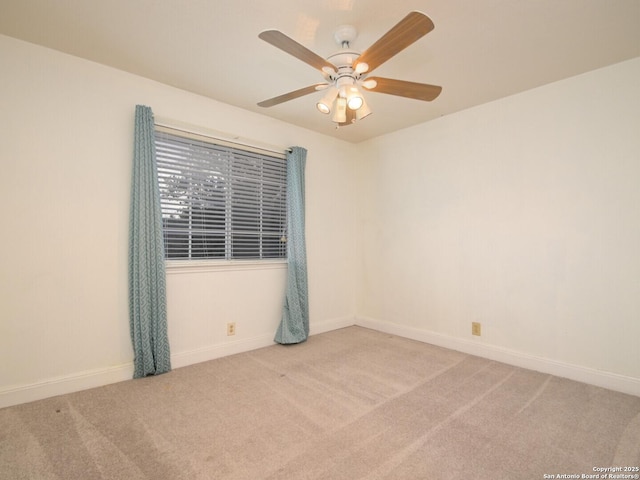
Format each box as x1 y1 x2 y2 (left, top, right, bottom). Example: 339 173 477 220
154 127 287 261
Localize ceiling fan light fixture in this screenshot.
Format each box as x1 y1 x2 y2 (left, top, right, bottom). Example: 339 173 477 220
316 87 338 114
355 98 372 121
345 86 364 110
332 97 347 123
317 103 331 114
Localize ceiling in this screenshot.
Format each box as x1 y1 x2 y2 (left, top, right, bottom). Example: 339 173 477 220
1 0 639 143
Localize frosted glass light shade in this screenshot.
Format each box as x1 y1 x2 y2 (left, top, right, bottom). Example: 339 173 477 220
316 87 338 114
332 97 347 123
346 86 363 110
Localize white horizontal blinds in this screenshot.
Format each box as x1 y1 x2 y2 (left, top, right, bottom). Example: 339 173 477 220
154 129 287 260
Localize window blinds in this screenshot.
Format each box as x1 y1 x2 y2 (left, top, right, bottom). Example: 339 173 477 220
154 129 287 260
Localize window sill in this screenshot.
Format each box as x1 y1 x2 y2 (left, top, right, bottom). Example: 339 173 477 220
165 259 287 275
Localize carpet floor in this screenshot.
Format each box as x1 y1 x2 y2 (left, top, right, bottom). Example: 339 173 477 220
1 326 639 479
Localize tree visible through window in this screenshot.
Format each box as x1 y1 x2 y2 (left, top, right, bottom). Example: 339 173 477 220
154 127 287 260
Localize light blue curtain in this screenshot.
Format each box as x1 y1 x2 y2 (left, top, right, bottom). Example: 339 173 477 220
128 105 171 378
275 147 309 344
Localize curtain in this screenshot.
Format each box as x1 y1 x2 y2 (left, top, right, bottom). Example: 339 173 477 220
128 105 171 378
275 147 309 344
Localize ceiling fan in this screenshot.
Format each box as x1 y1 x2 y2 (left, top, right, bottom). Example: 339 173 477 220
257 11 442 127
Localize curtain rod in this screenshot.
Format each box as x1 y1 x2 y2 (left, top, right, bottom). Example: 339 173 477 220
154 118 291 157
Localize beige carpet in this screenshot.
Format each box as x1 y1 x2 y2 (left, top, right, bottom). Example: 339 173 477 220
1 326 639 479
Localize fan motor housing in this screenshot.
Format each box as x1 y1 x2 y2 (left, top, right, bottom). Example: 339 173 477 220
327 50 360 69
326 50 363 84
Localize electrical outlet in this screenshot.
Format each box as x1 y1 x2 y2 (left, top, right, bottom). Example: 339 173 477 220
227 322 236 336
472 322 481 336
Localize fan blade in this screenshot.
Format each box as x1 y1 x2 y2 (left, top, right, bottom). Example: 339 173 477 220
353 11 434 74
363 77 442 101
258 84 327 108
259 30 336 72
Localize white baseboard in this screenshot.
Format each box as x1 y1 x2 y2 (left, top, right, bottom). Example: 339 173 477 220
310 315 356 335
356 316 640 397
0 316 357 409
172 315 356 368
170 334 275 369
0 364 134 410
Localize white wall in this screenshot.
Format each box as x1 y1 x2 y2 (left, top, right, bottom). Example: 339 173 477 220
357 58 640 393
0 35 358 407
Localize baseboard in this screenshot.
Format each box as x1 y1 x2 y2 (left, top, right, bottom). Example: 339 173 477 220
310 315 356 335
172 315 356 369
356 316 640 397
171 334 276 369
0 316 357 409
0 364 134 410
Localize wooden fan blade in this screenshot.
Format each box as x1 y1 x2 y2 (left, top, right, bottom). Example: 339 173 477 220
353 11 434 74
364 77 442 101
258 84 327 108
259 30 336 72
